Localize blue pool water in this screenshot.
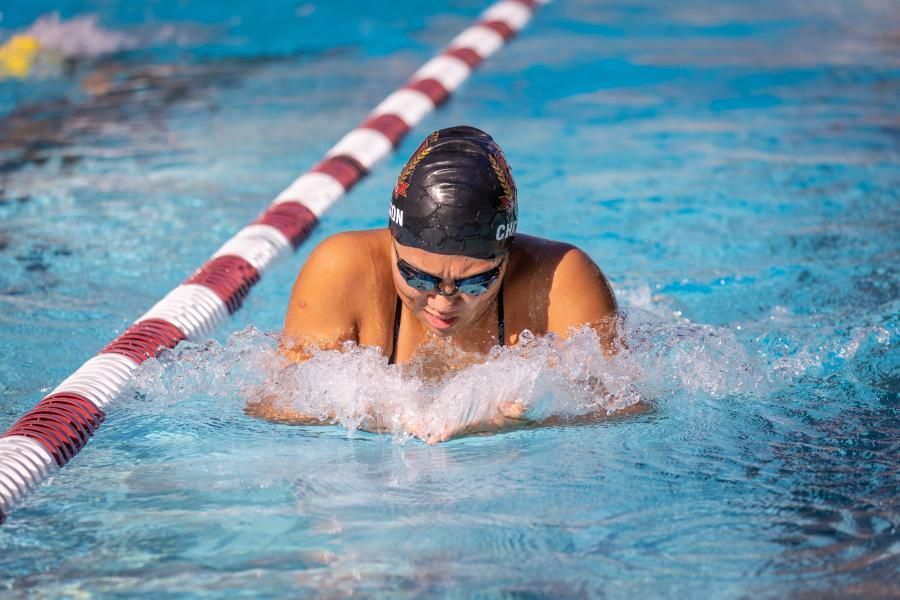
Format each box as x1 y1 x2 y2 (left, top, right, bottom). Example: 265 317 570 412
1 0 898 597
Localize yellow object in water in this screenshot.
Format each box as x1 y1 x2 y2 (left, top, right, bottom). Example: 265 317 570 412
0 34 41 79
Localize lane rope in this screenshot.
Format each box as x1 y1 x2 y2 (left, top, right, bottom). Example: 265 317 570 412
0 0 548 523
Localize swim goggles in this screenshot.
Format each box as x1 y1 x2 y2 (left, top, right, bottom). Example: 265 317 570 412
395 252 504 297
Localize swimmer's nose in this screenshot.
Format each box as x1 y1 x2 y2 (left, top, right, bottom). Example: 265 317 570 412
434 280 459 296
428 293 458 312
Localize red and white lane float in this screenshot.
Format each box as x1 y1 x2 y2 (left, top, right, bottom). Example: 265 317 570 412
0 0 548 523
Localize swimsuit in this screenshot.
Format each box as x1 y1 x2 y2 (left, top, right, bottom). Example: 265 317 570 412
388 283 505 365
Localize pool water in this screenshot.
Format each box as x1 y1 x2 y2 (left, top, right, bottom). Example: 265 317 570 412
1 0 898 597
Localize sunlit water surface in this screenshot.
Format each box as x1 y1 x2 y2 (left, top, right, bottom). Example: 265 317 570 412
0 0 897 597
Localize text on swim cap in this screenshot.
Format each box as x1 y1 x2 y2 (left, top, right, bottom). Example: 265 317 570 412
389 204 404 227
496 219 517 241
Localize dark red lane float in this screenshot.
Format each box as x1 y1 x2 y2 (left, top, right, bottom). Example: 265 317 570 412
445 47 484 69
253 202 319 250
186 256 262 314
102 319 188 363
1 392 105 466
360 114 412 147
312 156 367 190
406 79 451 106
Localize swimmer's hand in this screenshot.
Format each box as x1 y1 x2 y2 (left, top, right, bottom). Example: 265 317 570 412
414 399 652 444
417 399 533 445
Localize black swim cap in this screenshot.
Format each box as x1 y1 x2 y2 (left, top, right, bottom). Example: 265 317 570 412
388 125 517 259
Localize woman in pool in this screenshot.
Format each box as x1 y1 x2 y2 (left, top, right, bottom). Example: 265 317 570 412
252 125 619 442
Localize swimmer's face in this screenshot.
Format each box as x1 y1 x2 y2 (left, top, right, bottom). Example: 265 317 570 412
392 243 506 337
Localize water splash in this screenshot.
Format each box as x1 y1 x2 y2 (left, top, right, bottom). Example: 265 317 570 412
25 13 141 59
132 308 771 443
26 12 198 58
0 12 202 79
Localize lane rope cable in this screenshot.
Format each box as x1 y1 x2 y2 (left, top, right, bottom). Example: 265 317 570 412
0 0 549 523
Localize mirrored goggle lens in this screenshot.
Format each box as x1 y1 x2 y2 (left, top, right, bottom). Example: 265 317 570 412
406 278 436 292
457 282 490 296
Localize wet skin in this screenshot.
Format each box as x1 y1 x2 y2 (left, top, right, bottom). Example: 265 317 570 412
247 228 621 442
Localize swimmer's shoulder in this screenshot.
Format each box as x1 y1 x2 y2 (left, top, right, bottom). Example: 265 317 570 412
288 229 389 314
284 229 392 354
301 228 390 279
508 234 592 280
507 234 617 339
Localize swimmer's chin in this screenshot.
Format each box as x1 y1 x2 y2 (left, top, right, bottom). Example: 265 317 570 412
424 325 456 338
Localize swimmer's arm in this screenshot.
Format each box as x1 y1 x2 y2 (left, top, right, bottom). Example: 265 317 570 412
546 247 619 354
419 400 537 444
419 399 648 444
546 249 641 420
245 234 365 425
281 233 364 362
487 250 630 435
243 395 335 426
530 400 651 426
244 393 396 432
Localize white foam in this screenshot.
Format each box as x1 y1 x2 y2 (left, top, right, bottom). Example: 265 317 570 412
27 13 139 58
132 308 770 444
24 12 200 59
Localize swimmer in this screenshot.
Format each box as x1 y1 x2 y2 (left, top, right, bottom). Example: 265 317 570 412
249 125 622 442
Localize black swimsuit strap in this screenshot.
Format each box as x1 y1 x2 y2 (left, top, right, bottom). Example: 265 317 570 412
497 282 505 346
388 284 505 365
388 296 401 365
